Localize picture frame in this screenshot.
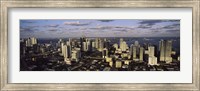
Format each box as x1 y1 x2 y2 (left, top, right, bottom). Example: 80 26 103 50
0 0 199 90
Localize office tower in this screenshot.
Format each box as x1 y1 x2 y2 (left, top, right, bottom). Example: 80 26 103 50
132 46 137 59
130 44 137 59
129 44 133 56
83 42 87 51
165 40 172 63
98 39 103 51
64 44 72 59
57 39 63 48
148 46 155 57
120 41 128 52
71 49 81 62
119 38 123 46
31 37 37 45
102 48 108 58
25 37 37 47
139 47 144 61
26 38 32 47
159 40 165 61
80 37 86 51
61 42 65 55
116 61 122 68
95 38 99 49
67 44 72 58
159 40 173 63
86 39 91 51
91 41 96 51
148 56 157 65
148 46 157 65
63 45 67 58
113 43 118 50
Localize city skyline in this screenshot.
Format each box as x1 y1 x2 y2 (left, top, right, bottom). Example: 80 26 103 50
20 19 180 38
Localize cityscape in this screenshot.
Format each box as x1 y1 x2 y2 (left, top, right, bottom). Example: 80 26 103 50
20 20 180 71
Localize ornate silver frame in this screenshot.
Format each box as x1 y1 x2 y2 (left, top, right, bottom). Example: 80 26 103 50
0 0 199 90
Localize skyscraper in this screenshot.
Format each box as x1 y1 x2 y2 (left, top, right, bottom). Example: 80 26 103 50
31 37 37 45
120 41 128 52
139 47 144 61
159 40 173 63
148 46 157 65
102 48 108 58
71 48 81 62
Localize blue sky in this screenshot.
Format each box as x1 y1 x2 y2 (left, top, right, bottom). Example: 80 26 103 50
20 19 180 38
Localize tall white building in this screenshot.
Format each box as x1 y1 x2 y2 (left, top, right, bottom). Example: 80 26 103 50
31 37 37 45
139 47 144 61
61 42 65 56
26 37 37 47
148 46 157 65
113 43 118 50
120 41 128 52
71 48 81 62
159 40 173 63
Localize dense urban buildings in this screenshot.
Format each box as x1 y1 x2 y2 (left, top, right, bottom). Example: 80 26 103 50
20 37 180 71
20 19 180 71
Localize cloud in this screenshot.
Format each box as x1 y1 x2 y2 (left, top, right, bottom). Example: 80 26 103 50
89 25 134 32
97 20 114 22
165 29 180 32
20 26 39 32
162 23 180 29
47 29 58 32
45 24 59 28
63 21 90 26
137 20 164 29
20 20 36 23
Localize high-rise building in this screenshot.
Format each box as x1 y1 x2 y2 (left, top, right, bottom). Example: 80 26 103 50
95 38 99 49
120 41 128 52
148 46 155 57
63 43 72 59
132 46 137 59
148 56 157 65
98 39 104 51
148 46 157 65
25 37 37 47
61 42 65 55
80 37 86 51
83 42 87 51
113 43 118 50
26 38 32 47
130 44 137 59
102 48 108 58
159 40 173 63
139 47 144 61
91 41 96 51
31 37 37 45
71 48 81 62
